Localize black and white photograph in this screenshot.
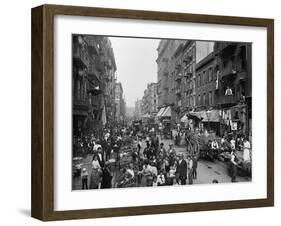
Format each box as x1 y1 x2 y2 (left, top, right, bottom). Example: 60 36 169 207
72 35 252 190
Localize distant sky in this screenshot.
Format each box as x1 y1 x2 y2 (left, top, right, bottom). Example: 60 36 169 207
110 37 160 107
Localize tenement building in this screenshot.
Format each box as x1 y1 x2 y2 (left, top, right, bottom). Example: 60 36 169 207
214 42 252 138
186 42 251 137
187 52 220 134
133 98 142 119
141 83 158 118
115 82 126 122
72 35 118 137
156 40 214 125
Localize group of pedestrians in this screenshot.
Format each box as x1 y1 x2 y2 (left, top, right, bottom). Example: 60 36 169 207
135 137 199 187
80 125 201 189
76 123 252 189
80 147 115 190
77 125 129 190
218 135 252 182
229 136 251 182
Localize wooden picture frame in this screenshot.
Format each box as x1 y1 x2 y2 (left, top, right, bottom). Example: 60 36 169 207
31 4 274 221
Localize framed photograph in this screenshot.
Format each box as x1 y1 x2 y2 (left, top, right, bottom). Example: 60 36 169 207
31 4 274 221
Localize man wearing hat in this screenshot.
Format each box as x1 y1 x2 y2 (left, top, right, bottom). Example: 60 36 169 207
176 154 187 185
158 142 167 158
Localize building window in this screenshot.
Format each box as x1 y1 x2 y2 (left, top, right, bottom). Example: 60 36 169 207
209 91 212 105
193 63 196 74
239 46 247 70
77 79 81 99
81 80 84 100
192 96 196 107
203 93 206 106
197 74 201 87
198 95 201 106
202 71 206 85
209 67 213 82
213 68 217 81
84 81 87 100
193 46 196 59
88 93 92 105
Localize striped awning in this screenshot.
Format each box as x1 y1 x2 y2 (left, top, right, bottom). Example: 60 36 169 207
161 106 171 117
156 107 166 117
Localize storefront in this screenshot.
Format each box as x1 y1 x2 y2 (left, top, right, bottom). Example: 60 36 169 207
187 110 221 135
201 110 221 135
220 103 249 138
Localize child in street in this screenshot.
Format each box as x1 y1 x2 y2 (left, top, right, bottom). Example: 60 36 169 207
81 168 89 189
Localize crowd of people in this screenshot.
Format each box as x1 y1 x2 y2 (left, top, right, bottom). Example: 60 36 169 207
227 136 251 182
74 124 130 189
73 122 252 190
202 134 251 182
74 123 202 190
134 140 198 187
169 124 252 184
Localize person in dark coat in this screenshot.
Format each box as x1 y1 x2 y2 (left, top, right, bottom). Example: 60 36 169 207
176 154 187 185
146 139 150 149
156 136 159 149
143 147 148 159
146 147 154 160
101 162 112 189
158 143 166 157
104 140 112 161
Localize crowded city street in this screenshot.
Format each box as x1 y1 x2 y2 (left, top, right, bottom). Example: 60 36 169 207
72 125 250 190
72 36 252 191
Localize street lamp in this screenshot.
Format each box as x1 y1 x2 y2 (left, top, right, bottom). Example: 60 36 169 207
206 109 211 132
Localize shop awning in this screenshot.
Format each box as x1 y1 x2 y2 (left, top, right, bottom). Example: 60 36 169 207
202 110 220 122
161 106 171 117
156 107 166 117
188 111 204 120
187 110 220 122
